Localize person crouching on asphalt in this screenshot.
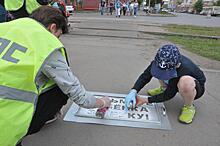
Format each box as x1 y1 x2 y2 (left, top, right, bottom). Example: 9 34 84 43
0 6 111 146
124 44 206 124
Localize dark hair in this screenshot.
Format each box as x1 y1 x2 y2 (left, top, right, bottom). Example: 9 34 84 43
37 0 52 5
30 6 68 34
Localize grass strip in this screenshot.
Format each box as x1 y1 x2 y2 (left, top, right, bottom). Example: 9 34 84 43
165 36 220 61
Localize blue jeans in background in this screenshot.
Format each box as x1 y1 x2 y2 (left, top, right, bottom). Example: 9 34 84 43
100 7 104 15
134 7 138 16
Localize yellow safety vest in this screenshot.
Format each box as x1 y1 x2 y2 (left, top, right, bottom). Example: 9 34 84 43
5 0 41 14
0 18 66 146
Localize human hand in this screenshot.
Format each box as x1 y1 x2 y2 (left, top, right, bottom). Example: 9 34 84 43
125 89 137 110
99 96 111 108
136 96 148 106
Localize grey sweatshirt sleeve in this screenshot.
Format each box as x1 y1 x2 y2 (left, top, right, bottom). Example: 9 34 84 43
42 50 97 108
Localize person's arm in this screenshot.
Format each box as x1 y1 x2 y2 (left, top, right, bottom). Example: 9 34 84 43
135 77 179 106
148 77 179 103
125 63 153 110
132 62 153 93
42 50 110 109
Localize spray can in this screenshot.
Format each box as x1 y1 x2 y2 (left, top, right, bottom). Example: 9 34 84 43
95 107 109 119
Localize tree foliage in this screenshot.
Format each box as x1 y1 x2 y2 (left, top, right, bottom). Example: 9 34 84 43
145 0 162 7
215 0 220 6
138 0 143 5
194 0 203 13
176 0 182 5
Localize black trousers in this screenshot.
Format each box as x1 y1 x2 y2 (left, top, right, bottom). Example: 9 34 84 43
28 86 68 134
17 86 68 146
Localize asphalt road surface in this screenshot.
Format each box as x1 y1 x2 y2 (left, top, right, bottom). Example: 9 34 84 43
22 13 220 146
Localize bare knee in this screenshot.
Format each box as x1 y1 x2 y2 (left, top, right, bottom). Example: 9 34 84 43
177 76 196 94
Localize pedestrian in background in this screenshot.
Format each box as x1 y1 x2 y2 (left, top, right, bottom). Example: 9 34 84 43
122 1 127 16
133 0 138 17
115 0 121 17
109 1 114 15
129 1 134 16
100 0 106 15
126 1 130 15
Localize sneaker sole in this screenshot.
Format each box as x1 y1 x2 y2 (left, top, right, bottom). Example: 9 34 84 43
178 118 193 124
45 116 58 125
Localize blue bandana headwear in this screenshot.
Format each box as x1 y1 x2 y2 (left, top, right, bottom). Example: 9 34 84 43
151 44 181 80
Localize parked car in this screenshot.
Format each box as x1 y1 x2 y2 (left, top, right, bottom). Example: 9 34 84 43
66 5 74 14
161 8 168 12
200 6 220 16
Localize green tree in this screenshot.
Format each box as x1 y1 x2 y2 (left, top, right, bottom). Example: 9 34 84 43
145 0 162 7
214 0 220 6
138 0 143 5
176 0 182 5
194 0 203 13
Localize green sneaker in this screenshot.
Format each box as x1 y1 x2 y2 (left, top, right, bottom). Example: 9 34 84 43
179 105 196 124
147 86 165 96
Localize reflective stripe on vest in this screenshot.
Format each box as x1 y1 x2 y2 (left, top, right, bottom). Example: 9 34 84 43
0 85 37 103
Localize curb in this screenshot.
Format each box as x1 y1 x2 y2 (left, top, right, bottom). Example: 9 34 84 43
70 25 220 40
